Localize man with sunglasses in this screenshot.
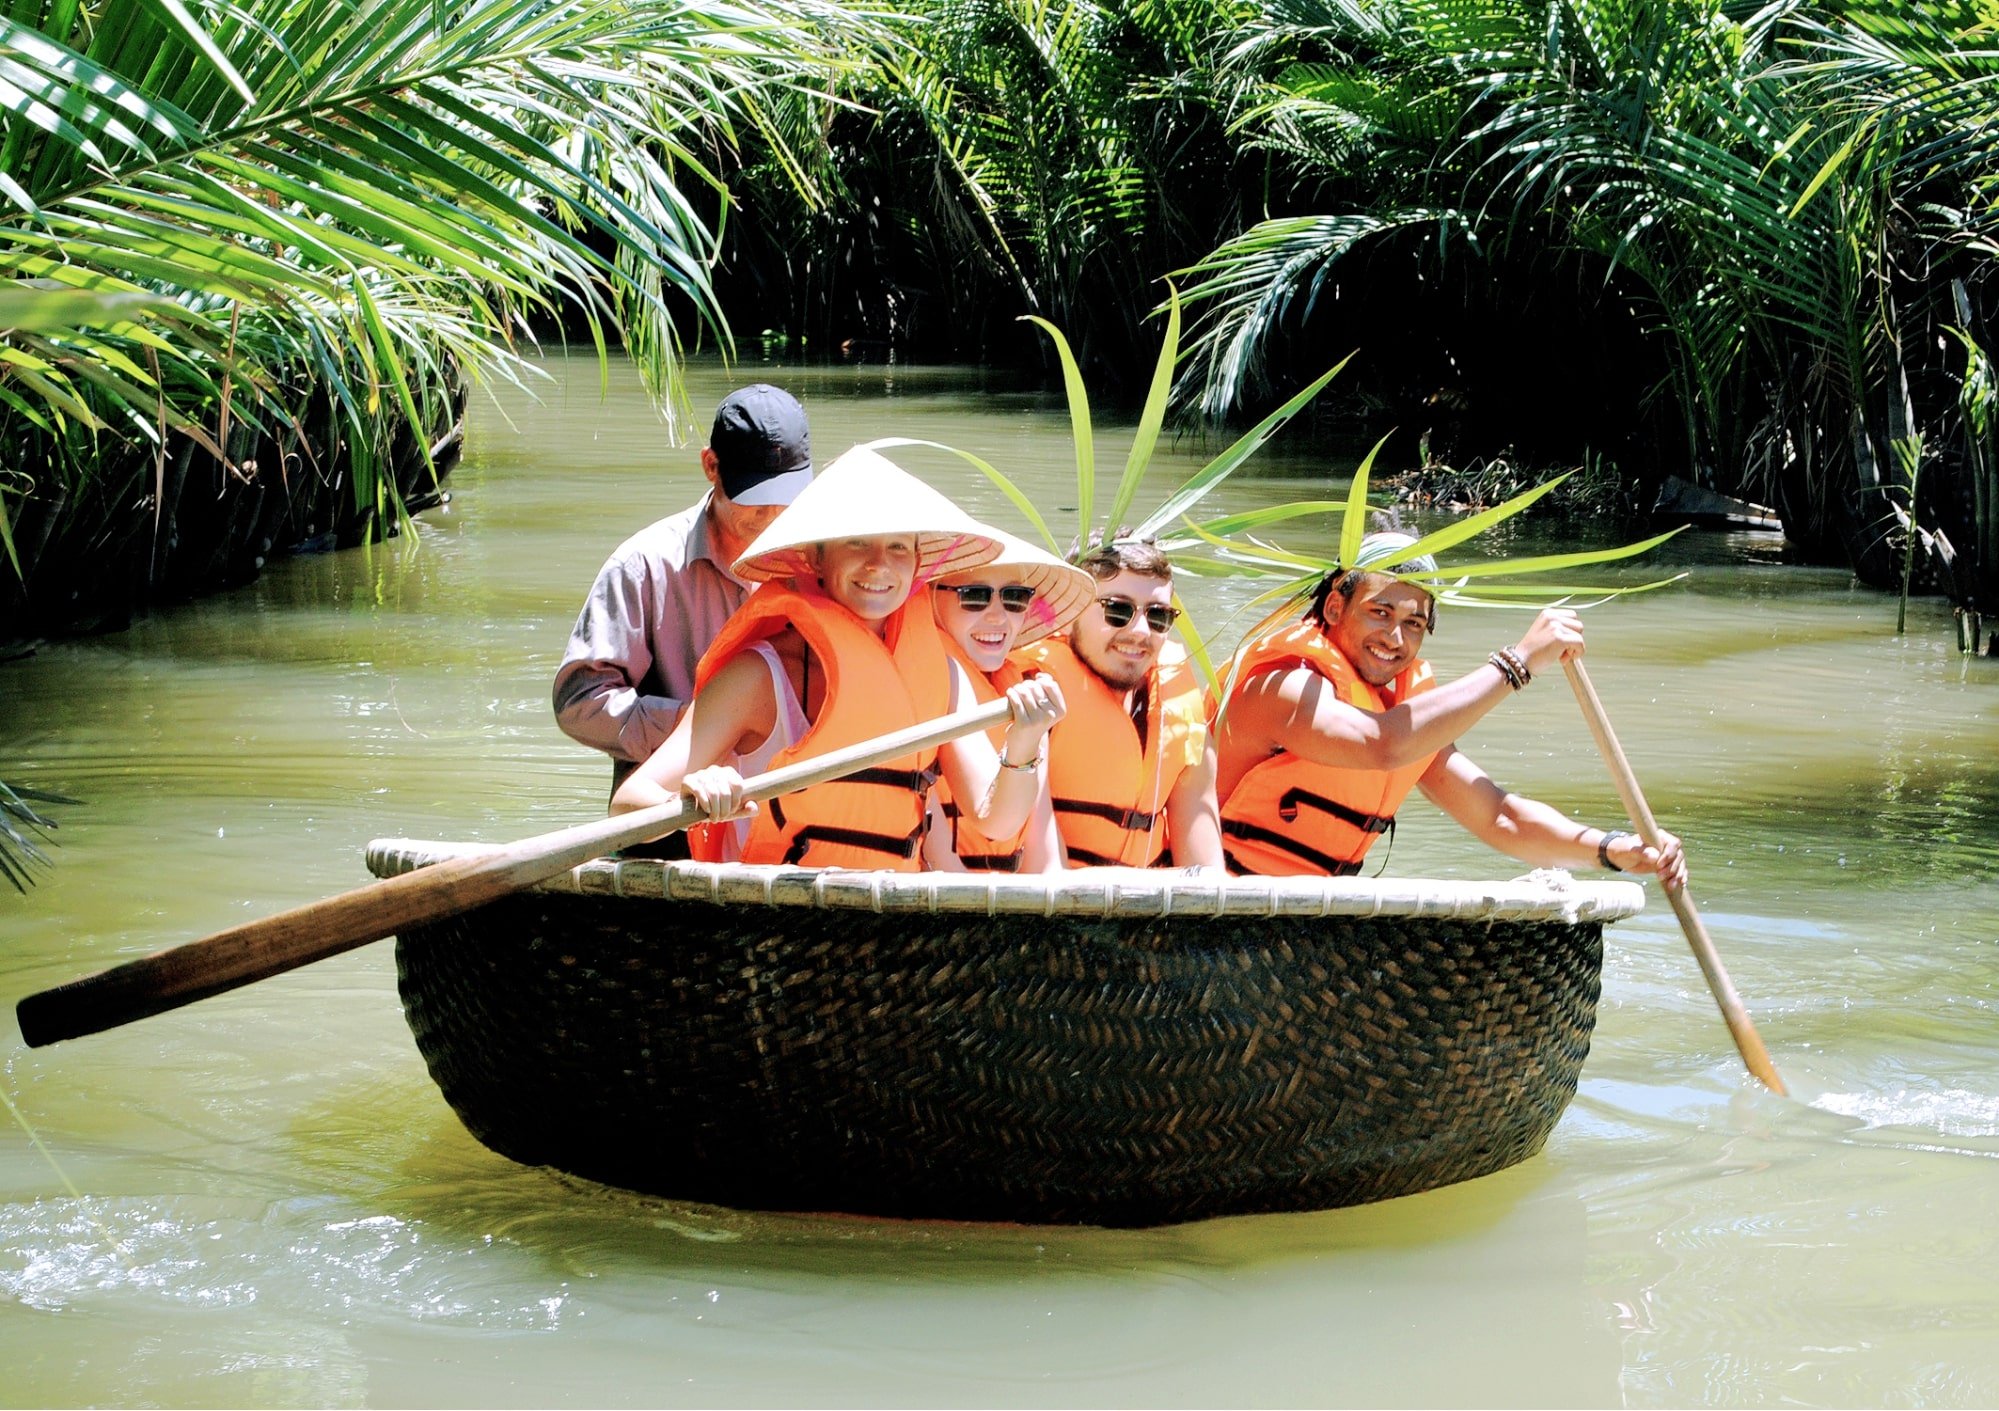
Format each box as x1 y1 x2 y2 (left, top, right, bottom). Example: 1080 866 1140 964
553 386 813 823
1210 530 1686 885
1016 534 1225 870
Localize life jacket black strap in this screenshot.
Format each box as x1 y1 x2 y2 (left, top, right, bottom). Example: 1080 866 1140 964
765 761 938 865
1275 785 1394 834
1053 797 1158 833
943 803 1025 870
1066 842 1167 868
1221 819 1368 877
845 764 941 792
782 818 929 865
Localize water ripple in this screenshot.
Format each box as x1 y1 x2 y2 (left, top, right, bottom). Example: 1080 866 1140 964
1813 1086 1999 1141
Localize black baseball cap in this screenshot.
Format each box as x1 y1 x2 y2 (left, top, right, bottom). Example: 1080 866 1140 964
708 384 812 506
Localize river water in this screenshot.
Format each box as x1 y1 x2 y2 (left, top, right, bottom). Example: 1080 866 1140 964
4 355 1997 1407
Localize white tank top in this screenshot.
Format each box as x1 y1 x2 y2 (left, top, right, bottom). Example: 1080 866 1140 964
713 641 808 861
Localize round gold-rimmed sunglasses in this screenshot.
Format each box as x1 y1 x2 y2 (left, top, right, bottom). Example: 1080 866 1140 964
1095 596 1179 633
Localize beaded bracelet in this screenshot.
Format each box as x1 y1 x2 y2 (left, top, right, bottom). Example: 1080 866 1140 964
1497 645 1532 687
997 750 1041 772
1488 650 1526 690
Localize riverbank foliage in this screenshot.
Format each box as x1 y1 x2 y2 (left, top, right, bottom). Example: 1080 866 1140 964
7 0 1999 650
0 0 836 636
715 0 1999 648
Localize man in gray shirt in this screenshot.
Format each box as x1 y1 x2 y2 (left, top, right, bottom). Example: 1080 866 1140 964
553 385 813 816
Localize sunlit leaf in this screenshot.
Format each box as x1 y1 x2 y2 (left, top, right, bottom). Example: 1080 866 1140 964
1134 352 1354 541
1023 314 1095 533
1106 286 1180 534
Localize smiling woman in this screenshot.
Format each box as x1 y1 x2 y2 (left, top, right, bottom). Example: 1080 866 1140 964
0 0 840 639
609 446 1067 869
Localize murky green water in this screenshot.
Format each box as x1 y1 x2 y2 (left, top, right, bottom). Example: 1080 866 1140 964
4 355 1998 1407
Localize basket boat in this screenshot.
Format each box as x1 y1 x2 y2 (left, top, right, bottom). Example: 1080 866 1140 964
366 839 1644 1227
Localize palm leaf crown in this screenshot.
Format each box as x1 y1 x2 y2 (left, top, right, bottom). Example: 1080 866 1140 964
1178 439 1688 643
866 285 1682 683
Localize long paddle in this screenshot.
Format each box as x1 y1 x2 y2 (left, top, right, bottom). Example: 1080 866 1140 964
16 697 1015 1049
1564 659 1787 1096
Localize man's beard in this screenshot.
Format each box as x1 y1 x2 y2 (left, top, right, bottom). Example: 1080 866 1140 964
1080 643 1153 692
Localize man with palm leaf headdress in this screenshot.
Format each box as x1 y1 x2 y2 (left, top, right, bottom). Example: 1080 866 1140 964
1211 532 1688 885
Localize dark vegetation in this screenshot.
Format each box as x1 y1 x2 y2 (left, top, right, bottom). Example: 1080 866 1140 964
5 0 1999 651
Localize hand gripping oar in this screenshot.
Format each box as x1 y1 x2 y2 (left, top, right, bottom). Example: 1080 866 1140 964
16 697 1015 1049
1564 659 1787 1096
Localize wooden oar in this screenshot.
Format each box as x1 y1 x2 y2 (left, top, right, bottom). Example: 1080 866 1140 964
1564 659 1787 1096
16 697 1015 1049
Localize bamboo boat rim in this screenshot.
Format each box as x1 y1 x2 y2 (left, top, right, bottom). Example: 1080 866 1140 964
366 838 1647 924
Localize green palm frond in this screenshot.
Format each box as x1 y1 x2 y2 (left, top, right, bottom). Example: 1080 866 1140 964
871 286 1348 684
1 0 838 559
1178 416 1683 616
1172 0 1999 606
1174 209 1464 419
0 779 77 894
1021 285 1351 555
1022 313 1099 538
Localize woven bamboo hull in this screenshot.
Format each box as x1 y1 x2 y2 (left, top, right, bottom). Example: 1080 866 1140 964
368 842 1643 1227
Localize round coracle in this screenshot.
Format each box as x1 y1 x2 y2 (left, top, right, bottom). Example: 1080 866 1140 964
371 843 1623 1226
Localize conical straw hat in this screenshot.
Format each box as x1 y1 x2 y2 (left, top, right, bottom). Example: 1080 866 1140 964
732 445 1003 584
936 529 1096 648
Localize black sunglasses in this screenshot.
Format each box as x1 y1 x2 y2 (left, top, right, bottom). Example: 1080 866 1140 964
1096 596 1179 634
945 583 1037 613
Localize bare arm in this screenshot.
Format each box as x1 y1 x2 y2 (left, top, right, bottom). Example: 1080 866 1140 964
608 652 776 822
1417 746 1688 886
553 557 686 761
1230 609 1586 772
1017 780 1064 872
936 666 1066 844
1167 734 1225 870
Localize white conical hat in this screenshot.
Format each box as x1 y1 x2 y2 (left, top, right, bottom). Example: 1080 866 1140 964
732 445 1003 584
935 529 1096 648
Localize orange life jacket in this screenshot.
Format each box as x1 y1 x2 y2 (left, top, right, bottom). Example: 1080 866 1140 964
933 643 1030 870
1018 638 1203 868
689 581 948 869
1213 618 1437 877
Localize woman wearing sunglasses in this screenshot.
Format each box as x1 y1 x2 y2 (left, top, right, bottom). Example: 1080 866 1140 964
924 533 1095 872
1015 533 1225 870
609 448 1065 870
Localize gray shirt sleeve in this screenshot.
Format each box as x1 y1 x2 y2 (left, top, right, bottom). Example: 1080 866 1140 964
552 500 744 766
552 551 684 762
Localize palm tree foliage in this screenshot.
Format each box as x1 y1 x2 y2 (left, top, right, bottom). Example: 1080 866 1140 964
0 0 835 632
716 0 1252 378
1175 0 1999 620
11 0 1999 641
